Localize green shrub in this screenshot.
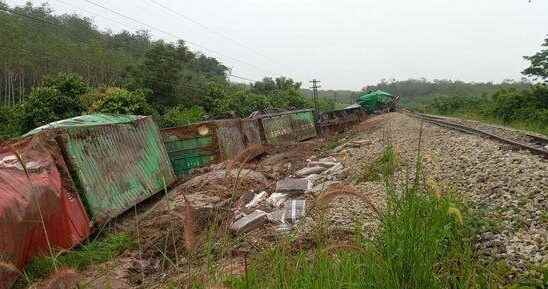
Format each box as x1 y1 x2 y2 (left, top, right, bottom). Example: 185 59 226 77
18 73 88 132
161 105 206 127
0 105 22 140
19 87 85 132
88 87 155 116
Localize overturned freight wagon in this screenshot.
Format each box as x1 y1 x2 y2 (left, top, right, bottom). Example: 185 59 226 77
0 134 91 289
25 114 176 225
260 109 317 144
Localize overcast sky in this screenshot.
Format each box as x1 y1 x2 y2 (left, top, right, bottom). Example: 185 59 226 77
5 0 548 89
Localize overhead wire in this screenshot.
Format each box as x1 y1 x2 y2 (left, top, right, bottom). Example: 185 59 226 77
2 1 272 84
52 0 143 32
81 0 273 76
229 74 259 83
143 0 276 64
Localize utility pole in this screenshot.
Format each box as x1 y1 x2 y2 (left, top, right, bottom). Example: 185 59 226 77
309 79 321 116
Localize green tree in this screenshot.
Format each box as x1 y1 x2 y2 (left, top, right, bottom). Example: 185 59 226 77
523 36 548 82
161 105 206 127
89 87 155 115
19 87 85 131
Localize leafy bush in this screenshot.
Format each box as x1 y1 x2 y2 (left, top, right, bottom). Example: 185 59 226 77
19 87 85 132
88 87 155 115
161 105 206 127
422 84 548 135
0 106 22 140
18 74 88 132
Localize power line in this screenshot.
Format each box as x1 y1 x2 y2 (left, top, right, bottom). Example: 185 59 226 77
0 5 91 46
81 0 273 75
229 74 258 83
1 2 263 85
143 0 276 64
310 79 321 116
52 0 143 32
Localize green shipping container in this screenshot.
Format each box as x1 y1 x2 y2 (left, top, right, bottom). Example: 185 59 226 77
357 90 393 113
25 114 176 224
161 123 219 177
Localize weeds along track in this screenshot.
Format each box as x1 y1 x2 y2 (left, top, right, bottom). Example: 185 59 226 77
353 112 546 281
402 109 548 158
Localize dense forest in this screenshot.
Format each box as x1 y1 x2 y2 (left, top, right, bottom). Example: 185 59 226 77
0 2 336 140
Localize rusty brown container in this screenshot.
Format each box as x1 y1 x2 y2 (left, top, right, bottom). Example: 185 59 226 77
259 109 317 144
241 119 263 146
213 119 247 160
318 107 367 134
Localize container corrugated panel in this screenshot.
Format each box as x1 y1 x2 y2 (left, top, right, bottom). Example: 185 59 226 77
161 123 219 177
213 119 246 160
318 107 367 134
292 110 317 140
0 134 91 288
241 119 263 145
34 114 176 225
260 110 317 144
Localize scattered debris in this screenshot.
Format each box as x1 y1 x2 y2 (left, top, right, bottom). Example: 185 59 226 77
268 199 306 226
266 193 288 208
179 169 268 196
319 156 338 163
230 210 268 234
307 161 338 168
245 191 268 209
310 181 341 196
275 177 311 194
295 166 325 176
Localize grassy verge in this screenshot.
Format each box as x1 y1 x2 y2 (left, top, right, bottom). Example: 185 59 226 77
438 111 548 136
22 232 136 282
224 145 504 289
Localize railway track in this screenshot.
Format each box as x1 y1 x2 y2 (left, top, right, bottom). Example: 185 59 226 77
403 110 548 159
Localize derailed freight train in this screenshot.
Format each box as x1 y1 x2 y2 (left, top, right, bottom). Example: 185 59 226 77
0 114 175 288
0 107 366 288
358 90 399 113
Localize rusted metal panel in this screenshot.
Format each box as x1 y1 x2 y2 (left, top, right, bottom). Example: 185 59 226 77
260 109 317 144
161 123 219 177
49 115 175 225
213 119 246 160
318 107 367 134
241 119 263 146
0 134 91 288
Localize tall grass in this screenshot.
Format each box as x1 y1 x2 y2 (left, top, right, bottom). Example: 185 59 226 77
23 232 136 281
226 144 502 289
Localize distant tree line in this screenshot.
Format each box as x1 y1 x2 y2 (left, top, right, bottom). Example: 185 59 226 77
416 36 548 135
0 3 325 140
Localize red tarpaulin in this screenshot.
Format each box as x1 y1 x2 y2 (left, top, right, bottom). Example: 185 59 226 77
0 135 91 289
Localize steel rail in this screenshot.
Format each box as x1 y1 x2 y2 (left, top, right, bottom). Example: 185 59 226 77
402 110 548 159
